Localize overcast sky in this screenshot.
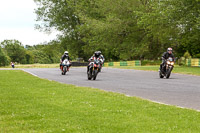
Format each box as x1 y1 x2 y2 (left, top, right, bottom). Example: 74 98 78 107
0 0 58 46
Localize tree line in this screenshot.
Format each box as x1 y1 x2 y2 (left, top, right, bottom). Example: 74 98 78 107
1 0 199 66
0 40 63 66
33 0 200 61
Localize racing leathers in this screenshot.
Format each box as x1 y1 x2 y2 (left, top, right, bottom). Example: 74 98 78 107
160 52 174 71
87 56 102 72
60 54 71 70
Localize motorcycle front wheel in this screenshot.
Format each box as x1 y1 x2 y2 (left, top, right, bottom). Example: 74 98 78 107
87 69 92 80
93 69 98 80
159 70 164 78
166 67 172 79
63 66 67 75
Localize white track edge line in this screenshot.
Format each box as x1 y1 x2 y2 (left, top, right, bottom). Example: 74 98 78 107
126 94 200 112
22 69 38 77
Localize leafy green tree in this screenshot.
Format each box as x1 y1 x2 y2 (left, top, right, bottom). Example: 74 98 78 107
31 50 50 64
26 41 63 64
34 0 85 60
34 0 200 61
137 0 200 58
1 40 26 64
0 47 10 66
25 51 34 64
41 41 62 63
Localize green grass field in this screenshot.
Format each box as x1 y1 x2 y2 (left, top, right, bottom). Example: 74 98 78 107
0 70 200 132
0 63 60 68
113 66 200 76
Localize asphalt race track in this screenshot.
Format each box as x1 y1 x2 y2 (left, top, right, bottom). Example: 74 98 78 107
22 67 200 111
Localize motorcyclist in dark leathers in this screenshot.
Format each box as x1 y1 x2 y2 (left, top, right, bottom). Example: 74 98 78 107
160 48 174 72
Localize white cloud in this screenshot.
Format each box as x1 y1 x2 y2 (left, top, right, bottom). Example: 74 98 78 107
0 27 59 45
0 0 59 45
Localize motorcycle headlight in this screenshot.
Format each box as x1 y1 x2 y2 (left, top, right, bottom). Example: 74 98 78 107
167 61 170 64
171 62 174 65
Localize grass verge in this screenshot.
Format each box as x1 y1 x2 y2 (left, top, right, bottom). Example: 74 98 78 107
112 66 200 76
0 63 86 69
0 70 200 132
5 64 59 68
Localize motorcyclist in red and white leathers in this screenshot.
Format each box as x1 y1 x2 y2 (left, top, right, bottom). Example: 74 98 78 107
88 51 101 62
98 51 105 64
60 51 71 71
87 51 102 72
97 51 105 71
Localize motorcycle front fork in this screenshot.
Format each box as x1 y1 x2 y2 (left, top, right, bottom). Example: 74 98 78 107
90 67 98 75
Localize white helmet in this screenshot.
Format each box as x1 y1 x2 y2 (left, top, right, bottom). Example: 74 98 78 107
64 51 68 55
167 48 173 54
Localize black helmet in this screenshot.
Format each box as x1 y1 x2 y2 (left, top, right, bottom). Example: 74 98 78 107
94 51 100 57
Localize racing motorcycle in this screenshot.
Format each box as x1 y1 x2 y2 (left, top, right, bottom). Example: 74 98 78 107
159 57 175 79
61 59 70 75
87 59 101 80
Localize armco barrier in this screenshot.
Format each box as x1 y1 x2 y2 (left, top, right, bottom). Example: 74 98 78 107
186 58 200 67
108 62 114 66
120 61 127 66
186 59 191 66
113 62 120 66
104 60 141 67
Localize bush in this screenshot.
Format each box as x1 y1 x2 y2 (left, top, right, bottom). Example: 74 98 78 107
178 57 186 66
183 51 191 59
193 53 200 58
141 60 161 66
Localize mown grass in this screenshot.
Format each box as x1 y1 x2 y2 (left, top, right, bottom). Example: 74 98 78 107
112 66 200 76
0 63 85 69
0 70 200 132
0 63 59 68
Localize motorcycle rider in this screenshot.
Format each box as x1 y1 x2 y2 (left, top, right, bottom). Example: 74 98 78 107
160 47 174 72
98 51 105 64
97 51 105 72
11 62 15 68
60 51 71 71
88 51 101 61
87 51 101 72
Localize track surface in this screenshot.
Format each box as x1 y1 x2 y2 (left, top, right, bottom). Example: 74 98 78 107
23 67 200 111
